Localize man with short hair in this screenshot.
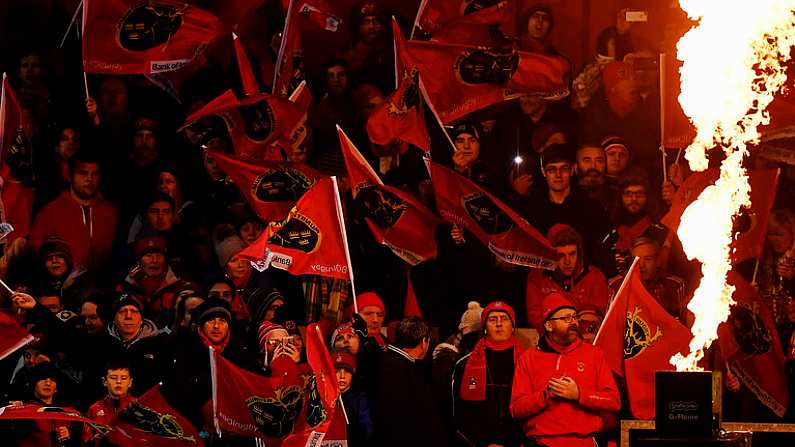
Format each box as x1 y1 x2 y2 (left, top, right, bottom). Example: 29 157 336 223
608 237 689 322
522 144 611 257
80 298 105 335
30 151 118 277
511 293 620 447
373 316 448 447
526 224 609 328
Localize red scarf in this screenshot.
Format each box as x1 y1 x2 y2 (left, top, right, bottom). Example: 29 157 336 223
197 326 230 353
460 336 522 401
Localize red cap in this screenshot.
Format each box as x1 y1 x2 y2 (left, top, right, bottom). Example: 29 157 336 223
357 292 385 314
541 292 576 322
333 350 357 373
481 301 516 328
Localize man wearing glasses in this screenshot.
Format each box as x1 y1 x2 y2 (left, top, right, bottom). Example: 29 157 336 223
511 292 620 447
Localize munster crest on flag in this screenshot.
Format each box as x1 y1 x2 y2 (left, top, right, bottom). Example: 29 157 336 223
183 90 305 160
407 39 569 123
82 0 222 74
208 150 324 222
238 177 349 280
338 126 438 265
426 160 555 269
594 258 692 419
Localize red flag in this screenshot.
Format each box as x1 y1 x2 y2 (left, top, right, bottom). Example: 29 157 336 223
407 40 569 123
660 168 779 263
182 90 305 160
209 150 324 222
0 311 32 360
426 160 556 269
339 126 438 265
210 349 304 442
717 272 788 417
239 177 350 281
105 385 203 447
234 33 260 96
0 404 93 423
82 0 222 74
415 0 515 45
286 81 312 158
594 259 692 419
367 19 430 152
296 0 340 31
404 272 423 317
282 323 340 446
0 73 34 240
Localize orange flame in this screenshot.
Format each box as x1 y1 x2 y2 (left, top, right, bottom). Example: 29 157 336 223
671 0 795 371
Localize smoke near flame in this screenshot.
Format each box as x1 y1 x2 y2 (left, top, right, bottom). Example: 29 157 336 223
671 0 795 371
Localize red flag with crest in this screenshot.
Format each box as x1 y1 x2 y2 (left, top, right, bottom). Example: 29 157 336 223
0 73 34 240
238 177 350 280
82 0 221 74
339 126 438 265
209 150 324 222
414 0 515 45
182 90 305 160
407 39 569 123
105 385 203 447
426 160 556 269
594 259 693 419
660 168 779 263
717 272 789 417
0 310 33 360
366 19 430 152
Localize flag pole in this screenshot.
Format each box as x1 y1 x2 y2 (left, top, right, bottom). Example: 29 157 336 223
59 0 84 48
331 176 358 314
83 72 90 99
659 52 668 183
410 0 429 40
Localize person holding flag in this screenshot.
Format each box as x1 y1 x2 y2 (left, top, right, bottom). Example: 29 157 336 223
83 357 136 445
511 292 620 447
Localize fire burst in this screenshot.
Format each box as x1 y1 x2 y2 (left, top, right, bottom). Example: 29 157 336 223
671 0 795 371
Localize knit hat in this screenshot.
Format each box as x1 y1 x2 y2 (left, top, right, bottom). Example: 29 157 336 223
134 233 167 258
330 322 356 345
248 288 285 328
458 301 484 335
39 236 73 265
132 116 159 134
257 321 287 354
350 0 386 33
546 223 581 247
191 297 232 327
29 361 61 385
357 292 385 313
449 121 481 142
601 135 630 157
111 294 144 317
541 292 576 322
332 349 357 373
481 301 516 328
523 3 554 34
216 235 246 267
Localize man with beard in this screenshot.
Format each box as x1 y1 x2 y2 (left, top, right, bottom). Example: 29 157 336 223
511 293 620 447
30 151 118 279
574 143 610 209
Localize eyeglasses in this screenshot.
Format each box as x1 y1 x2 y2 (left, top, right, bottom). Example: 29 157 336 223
547 314 578 323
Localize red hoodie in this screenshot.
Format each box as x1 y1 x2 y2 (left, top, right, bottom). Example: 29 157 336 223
526 266 609 329
510 337 620 447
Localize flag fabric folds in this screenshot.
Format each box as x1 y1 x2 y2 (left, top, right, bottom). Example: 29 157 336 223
238 177 349 280
426 160 556 269
234 33 260 96
414 0 515 46
0 311 33 361
366 19 430 151
717 272 789 417
406 39 569 123
339 126 438 265
82 0 222 74
208 150 324 222
594 259 692 419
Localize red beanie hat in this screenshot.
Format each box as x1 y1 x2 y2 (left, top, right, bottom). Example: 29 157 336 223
541 292 576 322
357 292 385 313
332 350 357 373
481 301 516 328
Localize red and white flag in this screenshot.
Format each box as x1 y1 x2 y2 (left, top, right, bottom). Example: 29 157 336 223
414 0 515 45
406 39 569 123
238 177 350 280
426 160 556 269
0 310 33 361
0 73 34 240
339 126 438 265
82 0 221 74
594 259 693 419
366 19 430 152
209 150 324 222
